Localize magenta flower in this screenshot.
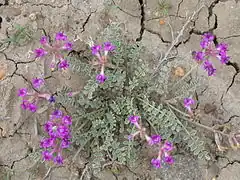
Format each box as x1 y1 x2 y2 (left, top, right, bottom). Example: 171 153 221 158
193 51 205 61
42 150 53 161
104 42 116 52
96 73 107 83
164 155 174 165
60 139 70 148
91 45 102 55
40 36 48 45
128 115 140 124
20 100 29 110
18 88 28 97
202 60 216 76
148 135 162 145
151 158 161 168
184 97 195 113
54 154 63 165
62 115 72 125
55 32 67 41
203 32 215 42
40 138 54 148
28 103 37 112
32 78 44 89
58 60 69 70
162 141 174 152
216 43 228 52
34 48 47 58
51 110 63 119
63 42 73 51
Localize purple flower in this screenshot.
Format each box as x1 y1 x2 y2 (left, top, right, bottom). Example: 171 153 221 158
162 141 174 152
40 138 54 148
28 103 37 112
40 36 48 45
51 110 63 119
58 60 69 70
203 33 215 42
32 78 44 89
128 115 140 124
183 98 195 111
96 73 107 83
63 42 73 51
42 150 53 161
193 51 205 61
218 51 230 64
48 95 56 103
148 135 162 145
54 154 63 165
203 60 216 76
151 158 161 168
62 115 72 125
104 42 116 52
200 40 209 49
18 88 27 97
216 43 228 52
21 100 29 110
61 139 70 148
164 155 174 165
34 48 47 58
44 121 54 132
91 45 102 55
57 125 69 138
55 32 67 41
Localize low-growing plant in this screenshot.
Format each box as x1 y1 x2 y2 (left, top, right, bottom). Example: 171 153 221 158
16 10 240 178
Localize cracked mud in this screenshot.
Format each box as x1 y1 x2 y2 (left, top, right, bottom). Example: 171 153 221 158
0 0 240 179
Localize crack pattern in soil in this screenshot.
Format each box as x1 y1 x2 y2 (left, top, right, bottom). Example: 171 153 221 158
136 0 145 41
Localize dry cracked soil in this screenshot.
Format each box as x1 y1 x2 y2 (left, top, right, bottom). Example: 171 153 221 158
1 0 240 179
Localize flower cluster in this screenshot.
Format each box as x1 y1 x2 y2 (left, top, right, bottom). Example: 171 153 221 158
41 110 72 165
34 32 72 71
183 97 195 114
90 42 116 83
18 78 55 112
193 32 230 76
128 115 174 168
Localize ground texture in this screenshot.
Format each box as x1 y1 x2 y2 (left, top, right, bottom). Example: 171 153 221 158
1 0 240 179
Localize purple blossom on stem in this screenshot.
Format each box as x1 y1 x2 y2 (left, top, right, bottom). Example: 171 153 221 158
20 100 29 110
164 155 174 165
48 95 56 103
58 60 69 70
54 154 63 165
91 45 102 55
62 115 72 125
148 135 162 145
128 115 140 124
34 48 47 58
203 60 216 76
18 88 28 97
104 42 116 54
40 36 48 45
28 103 37 112
40 138 54 148
63 42 73 51
203 32 215 42
216 43 228 52
51 110 63 119
151 158 161 168
162 141 174 152
32 78 44 89
193 51 205 61
184 98 195 113
96 73 107 83
42 150 53 161
55 32 67 41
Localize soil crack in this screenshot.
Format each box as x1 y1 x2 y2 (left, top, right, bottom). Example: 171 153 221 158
207 0 220 26
136 0 145 41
